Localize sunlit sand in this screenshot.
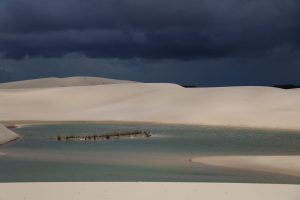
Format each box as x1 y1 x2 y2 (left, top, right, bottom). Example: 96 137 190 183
1 77 300 200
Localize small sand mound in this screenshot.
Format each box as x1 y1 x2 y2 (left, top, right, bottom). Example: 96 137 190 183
0 124 20 145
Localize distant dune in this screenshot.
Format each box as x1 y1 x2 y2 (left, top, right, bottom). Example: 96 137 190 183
0 76 137 89
0 79 300 130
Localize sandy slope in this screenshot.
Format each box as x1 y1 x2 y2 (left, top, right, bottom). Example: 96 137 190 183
191 156 300 177
0 83 300 130
1 80 300 199
0 124 19 145
0 182 299 200
0 76 136 89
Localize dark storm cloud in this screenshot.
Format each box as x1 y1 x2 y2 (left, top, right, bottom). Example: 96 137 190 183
0 0 299 60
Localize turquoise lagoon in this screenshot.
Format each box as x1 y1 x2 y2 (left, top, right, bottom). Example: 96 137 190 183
0 123 300 183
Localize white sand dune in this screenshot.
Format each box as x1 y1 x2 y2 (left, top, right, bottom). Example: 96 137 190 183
0 82 300 130
1 78 300 199
0 124 19 145
191 156 300 177
0 76 136 89
0 182 299 200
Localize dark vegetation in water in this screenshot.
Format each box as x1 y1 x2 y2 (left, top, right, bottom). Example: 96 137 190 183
272 84 300 89
181 85 198 88
181 84 300 89
50 130 152 141
6 125 19 129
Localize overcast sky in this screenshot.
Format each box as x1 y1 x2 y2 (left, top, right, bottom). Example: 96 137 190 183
0 0 299 86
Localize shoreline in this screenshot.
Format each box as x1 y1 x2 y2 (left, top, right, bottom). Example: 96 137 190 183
2 120 300 133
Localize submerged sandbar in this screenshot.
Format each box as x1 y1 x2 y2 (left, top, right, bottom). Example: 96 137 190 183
191 156 300 177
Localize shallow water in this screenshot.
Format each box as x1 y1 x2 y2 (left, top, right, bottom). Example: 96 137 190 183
1 123 300 183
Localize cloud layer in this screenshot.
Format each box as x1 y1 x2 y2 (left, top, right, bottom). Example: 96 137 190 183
0 0 299 86
0 0 299 60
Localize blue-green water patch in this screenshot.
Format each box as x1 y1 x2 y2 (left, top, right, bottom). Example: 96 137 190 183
0 123 300 183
